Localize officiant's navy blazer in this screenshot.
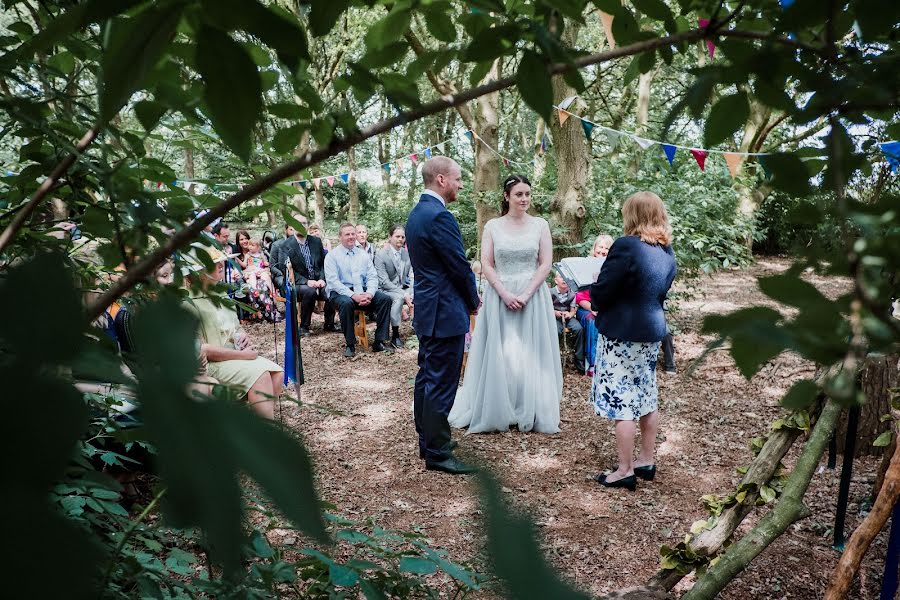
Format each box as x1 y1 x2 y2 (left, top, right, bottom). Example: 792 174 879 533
406 194 480 338
590 235 676 343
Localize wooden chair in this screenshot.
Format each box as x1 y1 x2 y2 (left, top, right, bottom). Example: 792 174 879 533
354 309 369 350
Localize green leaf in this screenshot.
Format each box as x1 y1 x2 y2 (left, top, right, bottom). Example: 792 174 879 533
273 125 303 154
424 2 456 42
268 102 310 120
195 26 262 161
47 51 76 74
99 1 186 120
703 307 788 379
479 472 591 600
873 430 893 447
631 0 674 21
364 6 412 49
329 563 359 586
134 100 167 131
516 50 552 124
781 380 819 410
704 92 749 148
759 485 777 503
758 153 813 196
307 0 350 36
202 0 309 69
399 556 437 575
758 274 832 311
610 8 641 46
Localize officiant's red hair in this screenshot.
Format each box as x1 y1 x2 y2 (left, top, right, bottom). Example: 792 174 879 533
621 191 672 247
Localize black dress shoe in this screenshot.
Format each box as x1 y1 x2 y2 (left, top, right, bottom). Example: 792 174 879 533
426 457 477 475
372 341 394 354
419 440 459 459
593 473 637 491
344 346 355 358
323 324 341 333
391 337 404 349
634 464 657 481
298 327 311 337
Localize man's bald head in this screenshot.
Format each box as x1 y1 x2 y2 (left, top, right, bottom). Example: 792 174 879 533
421 156 463 204
422 156 460 186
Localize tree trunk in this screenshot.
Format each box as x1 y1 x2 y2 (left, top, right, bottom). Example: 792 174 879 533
533 117 547 182
348 145 359 223
549 23 588 259
313 182 326 227
184 146 195 180
628 68 657 175
826 410 900 599
472 59 502 240
835 354 899 457
682 400 842 600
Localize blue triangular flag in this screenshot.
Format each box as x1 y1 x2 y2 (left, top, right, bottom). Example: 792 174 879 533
340 173 349 184
299 180 307 190
779 0 795 7
464 130 474 141
662 144 677 166
880 142 900 172
581 119 594 140
383 163 391 173
424 148 432 158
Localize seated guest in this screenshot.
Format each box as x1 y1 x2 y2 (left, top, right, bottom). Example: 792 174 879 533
308 223 331 252
271 214 337 336
375 224 413 349
592 233 614 258
575 285 599 376
324 222 394 357
182 246 284 420
268 223 296 291
550 272 585 374
355 223 375 261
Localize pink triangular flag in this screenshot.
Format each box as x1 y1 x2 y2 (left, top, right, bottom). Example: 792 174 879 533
313 178 321 190
600 12 615 49
724 152 743 178
326 175 335 187
690 149 709 171
410 153 418 163
558 109 570 126
698 18 716 58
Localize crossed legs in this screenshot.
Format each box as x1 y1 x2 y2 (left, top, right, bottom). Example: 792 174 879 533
246 370 283 420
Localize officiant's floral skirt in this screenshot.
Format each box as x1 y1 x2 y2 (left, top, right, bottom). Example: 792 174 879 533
589 334 659 421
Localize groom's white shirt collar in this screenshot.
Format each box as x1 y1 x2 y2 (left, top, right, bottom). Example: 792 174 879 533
422 189 446 206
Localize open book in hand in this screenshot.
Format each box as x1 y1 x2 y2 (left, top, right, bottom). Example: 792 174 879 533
553 256 605 291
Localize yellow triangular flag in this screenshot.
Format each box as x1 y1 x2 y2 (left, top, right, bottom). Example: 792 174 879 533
724 152 743 178
600 12 616 49
558 109 570 126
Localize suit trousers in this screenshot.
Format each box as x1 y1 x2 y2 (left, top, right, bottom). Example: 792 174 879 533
296 284 334 329
329 291 392 348
414 334 465 462
382 288 410 327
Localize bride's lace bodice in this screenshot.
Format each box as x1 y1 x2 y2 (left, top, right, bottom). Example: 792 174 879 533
486 217 544 284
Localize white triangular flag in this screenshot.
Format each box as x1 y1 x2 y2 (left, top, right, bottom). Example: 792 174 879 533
634 137 655 150
559 95 577 110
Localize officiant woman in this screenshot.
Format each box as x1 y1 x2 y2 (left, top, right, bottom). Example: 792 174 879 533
587 192 676 491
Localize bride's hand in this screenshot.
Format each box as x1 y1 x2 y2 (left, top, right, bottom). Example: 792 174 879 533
515 293 530 307
502 292 522 311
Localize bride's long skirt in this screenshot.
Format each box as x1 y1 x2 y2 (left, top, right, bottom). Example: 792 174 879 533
449 277 562 433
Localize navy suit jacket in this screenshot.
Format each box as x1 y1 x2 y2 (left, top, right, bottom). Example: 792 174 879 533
590 235 677 343
406 194 480 338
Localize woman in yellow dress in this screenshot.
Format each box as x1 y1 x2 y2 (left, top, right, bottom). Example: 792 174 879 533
183 247 283 419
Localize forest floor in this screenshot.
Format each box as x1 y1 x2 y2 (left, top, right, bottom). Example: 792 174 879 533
245 256 890 599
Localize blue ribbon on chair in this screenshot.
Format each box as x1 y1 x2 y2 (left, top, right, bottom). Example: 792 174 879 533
283 281 304 386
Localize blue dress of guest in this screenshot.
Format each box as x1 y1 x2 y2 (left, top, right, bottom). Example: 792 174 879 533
574 288 598 375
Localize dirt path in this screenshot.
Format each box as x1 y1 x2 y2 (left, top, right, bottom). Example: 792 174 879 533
245 257 888 599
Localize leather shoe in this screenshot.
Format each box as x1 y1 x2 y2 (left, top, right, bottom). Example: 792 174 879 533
419 440 458 459
372 341 394 354
593 473 637 491
323 324 341 333
391 337 404 349
344 346 355 358
298 327 310 337
426 457 477 475
634 464 657 481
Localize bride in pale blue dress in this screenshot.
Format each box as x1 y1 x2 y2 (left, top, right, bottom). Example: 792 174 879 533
449 174 562 434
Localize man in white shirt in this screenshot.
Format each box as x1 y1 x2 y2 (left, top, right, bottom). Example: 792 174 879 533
324 222 393 357
355 223 375 261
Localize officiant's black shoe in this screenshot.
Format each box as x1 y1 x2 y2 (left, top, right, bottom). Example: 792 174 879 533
298 327 311 337
593 473 637 491
323 324 341 333
372 341 394 354
419 440 458 459
344 346 356 358
426 457 476 475
634 464 657 481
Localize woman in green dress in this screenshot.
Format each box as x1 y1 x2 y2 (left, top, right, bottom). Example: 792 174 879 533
184 248 283 419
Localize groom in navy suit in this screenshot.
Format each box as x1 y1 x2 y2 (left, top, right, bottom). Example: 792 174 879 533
406 157 481 474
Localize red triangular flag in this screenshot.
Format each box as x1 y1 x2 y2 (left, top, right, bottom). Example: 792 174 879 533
410 153 418 163
690 149 709 171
